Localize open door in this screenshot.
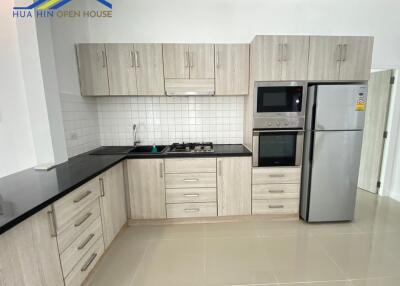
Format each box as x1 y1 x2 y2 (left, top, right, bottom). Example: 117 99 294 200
358 70 393 193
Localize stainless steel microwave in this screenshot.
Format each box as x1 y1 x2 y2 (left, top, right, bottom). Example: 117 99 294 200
253 81 307 129
253 129 304 167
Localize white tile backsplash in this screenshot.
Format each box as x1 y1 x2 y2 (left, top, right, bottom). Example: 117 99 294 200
97 96 244 146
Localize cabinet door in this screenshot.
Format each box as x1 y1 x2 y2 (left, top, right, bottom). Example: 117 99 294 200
76 44 109 96
99 162 127 248
134 43 165 95
250 35 282 81
127 159 166 219
0 207 64 286
106 44 137 96
189 44 215 79
339 36 374 81
217 157 252 216
215 44 249 95
308 36 341 81
163 44 189 79
281 36 310 81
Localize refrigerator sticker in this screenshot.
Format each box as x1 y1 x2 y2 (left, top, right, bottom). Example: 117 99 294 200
356 93 366 111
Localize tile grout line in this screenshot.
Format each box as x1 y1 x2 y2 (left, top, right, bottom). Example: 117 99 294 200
128 238 153 285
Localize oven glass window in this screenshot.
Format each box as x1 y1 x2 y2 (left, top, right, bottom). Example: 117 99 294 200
257 86 303 113
258 132 297 166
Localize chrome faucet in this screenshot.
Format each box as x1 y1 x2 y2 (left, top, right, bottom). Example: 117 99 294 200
133 124 141 147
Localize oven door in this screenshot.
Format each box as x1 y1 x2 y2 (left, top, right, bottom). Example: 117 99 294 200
254 81 307 117
253 130 304 167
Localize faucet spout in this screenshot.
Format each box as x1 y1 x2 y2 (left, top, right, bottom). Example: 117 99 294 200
133 124 140 147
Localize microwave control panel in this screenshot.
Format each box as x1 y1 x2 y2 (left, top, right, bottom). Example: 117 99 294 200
254 117 305 129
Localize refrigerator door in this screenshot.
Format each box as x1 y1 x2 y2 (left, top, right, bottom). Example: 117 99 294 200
307 130 363 222
314 85 367 131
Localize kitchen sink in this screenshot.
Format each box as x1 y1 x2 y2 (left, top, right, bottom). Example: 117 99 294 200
129 145 168 154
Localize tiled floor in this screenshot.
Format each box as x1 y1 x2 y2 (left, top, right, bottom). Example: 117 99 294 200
85 190 400 286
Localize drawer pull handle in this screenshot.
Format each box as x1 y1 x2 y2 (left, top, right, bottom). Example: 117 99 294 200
99 178 105 197
81 253 97 272
183 178 199 182
269 174 285 178
183 193 200 197
77 233 95 250
73 191 91 203
269 190 285 194
74 212 92 227
268 205 284 209
47 208 57 237
184 208 200 212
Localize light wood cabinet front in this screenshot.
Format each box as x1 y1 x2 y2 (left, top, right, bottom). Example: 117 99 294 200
127 159 166 219
134 43 165 95
308 36 341 80
215 44 249 95
0 207 64 286
99 162 127 248
217 157 252 216
189 44 215 79
163 44 190 79
76 44 109 96
106 44 137 95
281 36 310 80
251 35 282 81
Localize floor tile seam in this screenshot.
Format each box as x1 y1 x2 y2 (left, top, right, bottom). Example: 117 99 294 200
128 238 153 285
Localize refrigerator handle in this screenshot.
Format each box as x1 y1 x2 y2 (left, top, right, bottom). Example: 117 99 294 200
309 131 315 163
309 102 317 163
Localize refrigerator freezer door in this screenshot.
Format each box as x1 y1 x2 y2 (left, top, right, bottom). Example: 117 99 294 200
307 130 363 222
314 85 367 131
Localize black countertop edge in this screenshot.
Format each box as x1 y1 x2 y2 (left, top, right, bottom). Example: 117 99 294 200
0 144 251 235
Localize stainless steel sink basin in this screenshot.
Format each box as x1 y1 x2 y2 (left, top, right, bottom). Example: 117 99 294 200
129 145 168 154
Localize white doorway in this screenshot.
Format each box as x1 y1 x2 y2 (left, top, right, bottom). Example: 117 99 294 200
358 69 394 193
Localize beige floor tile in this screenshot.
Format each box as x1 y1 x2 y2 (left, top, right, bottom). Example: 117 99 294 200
279 281 351 286
349 276 400 286
205 221 258 238
205 237 277 285
132 238 205 286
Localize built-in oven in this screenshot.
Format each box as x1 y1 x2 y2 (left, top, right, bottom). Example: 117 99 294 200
252 129 304 167
253 81 307 129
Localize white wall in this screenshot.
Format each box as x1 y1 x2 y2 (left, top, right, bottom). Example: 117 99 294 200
0 0 36 177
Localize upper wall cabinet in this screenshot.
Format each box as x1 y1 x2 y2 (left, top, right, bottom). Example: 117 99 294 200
76 44 110 96
251 35 310 81
308 36 374 81
163 44 215 79
215 44 249 95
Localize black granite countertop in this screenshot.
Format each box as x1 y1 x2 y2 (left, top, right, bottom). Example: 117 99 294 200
0 144 251 234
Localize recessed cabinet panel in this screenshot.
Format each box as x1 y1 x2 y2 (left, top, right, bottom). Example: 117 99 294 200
163 44 190 79
76 44 109 96
215 44 249 95
106 44 137 95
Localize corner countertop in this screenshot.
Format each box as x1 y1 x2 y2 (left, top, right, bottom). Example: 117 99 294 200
0 144 251 235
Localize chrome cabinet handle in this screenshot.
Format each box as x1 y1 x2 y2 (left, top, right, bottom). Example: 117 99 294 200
183 178 199 182
130 51 135 67
99 178 105 197
337 44 342 62
74 212 92 227
216 50 220 68
269 174 285 178
160 162 164 178
283 43 288 61
278 43 282 62
184 51 189 68
184 208 200 212
183 193 200 197
101 50 106 68
135 51 140 67
342 44 348 62
81 253 97 272
77 233 95 250
190 52 194 68
269 190 285 193
73 191 91 203
268 205 284 209
47 207 57 237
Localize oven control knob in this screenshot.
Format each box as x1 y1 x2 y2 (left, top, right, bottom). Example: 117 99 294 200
267 121 272 127
284 120 289 126
276 121 281 127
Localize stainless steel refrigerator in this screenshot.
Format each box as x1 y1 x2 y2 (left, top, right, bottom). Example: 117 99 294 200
300 84 368 222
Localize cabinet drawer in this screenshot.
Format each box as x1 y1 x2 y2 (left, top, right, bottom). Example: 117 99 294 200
54 178 101 230
57 199 101 253
165 158 216 173
252 199 299 215
166 202 217 218
60 217 103 277
166 188 216 203
65 237 104 286
252 184 300 200
165 173 216 188
252 167 301 184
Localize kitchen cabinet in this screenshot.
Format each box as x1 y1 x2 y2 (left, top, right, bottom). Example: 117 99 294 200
308 36 373 81
217 157 252 216
0 207 64 286
99 162 127 248
134 43 165 95
215 44 249 95
76 43 109 96
190 44 215 79
163 44 190 79
106 44 138 96
251 35 309 81
127 159 166 219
